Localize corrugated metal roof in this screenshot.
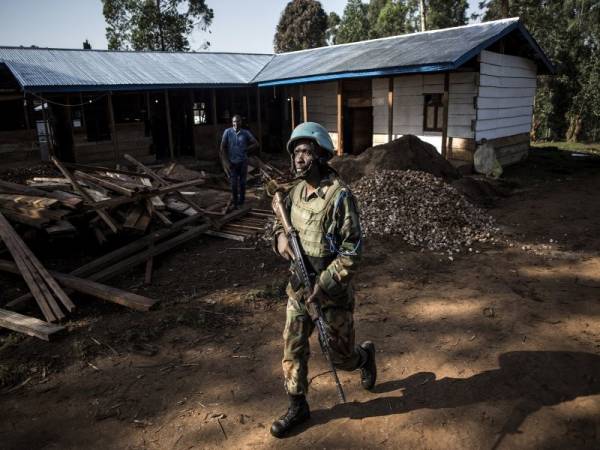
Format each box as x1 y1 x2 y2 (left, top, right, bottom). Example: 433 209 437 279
254 18 554 86
0 48 273 92
0 18 552 92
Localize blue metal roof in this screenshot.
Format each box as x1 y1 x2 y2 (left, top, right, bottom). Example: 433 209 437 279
0 18 553 92
0 48 273 92
253 18 554 86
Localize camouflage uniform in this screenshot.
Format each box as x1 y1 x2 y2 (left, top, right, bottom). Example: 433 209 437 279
274 171 364 396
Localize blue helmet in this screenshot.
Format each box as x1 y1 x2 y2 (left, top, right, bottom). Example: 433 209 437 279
286 122 335 157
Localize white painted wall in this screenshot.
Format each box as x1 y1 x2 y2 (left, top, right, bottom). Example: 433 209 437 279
476 50 537 141
372 72 477 152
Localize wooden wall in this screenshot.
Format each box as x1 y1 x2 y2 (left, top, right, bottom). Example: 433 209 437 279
371 72 477 151
0 129 38 163
303 82 339 149
73 122 151 164
476 50 537 141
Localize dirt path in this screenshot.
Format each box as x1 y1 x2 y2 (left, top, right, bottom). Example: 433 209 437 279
1 149 599 449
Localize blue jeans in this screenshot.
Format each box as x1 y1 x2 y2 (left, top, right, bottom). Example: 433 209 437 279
230 160 248 206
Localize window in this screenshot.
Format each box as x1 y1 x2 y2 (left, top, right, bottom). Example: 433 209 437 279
423 93 444 132
193 102 207 125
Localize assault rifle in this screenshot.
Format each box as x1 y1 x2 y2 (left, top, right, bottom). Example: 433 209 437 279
272 191 347 404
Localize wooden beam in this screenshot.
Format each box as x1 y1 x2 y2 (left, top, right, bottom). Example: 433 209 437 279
302 94 308 123
290 96 296 130
441 72 450 159
0 309 64 341
51 157 120 233
387 77 394 143
211 88 218 147
189 90 198 158
0 260 157 312
107 92 119 163
164 90 174 159
256 86 262 154
23 95 30 130
337 80 344 156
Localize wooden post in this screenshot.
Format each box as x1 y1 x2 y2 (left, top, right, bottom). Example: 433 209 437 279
107 92 119 163
189 90 197 158
164 90 174 159
80 93 87 129
302 93 308 123
211 88 218 147
256 86 262 153
441 73 450 159
336 80 344 155
290 96 296 130
387 77 394 143
41 98 52 158
246 88 251 121
22 95 30 129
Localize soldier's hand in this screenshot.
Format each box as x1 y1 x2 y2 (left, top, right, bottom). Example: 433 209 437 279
276 233 293 260
306 283 326 306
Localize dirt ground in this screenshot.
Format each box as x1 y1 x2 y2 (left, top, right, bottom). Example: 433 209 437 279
1 147 599 449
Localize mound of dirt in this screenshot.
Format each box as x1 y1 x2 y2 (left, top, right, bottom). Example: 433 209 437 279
352 169 498 252
330 135 460 184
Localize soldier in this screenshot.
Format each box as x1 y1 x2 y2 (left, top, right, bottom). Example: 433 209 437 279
270 122 377 438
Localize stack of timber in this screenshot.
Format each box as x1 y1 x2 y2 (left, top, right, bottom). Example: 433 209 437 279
206 208 275 242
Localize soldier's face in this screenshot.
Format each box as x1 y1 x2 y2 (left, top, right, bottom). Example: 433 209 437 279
293 141 316 174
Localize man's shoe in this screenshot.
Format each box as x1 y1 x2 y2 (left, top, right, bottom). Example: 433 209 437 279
270 394 310 438
359 341 377 390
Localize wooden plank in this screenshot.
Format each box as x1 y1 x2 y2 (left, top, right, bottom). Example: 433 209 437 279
476 115 532 132
485 133 530 148
479 62 536 79
165 90 174 159
0 211 59 322
477 106 533 121
478 86 537 99
479 74 537 89
0 194 59 209
441 73 450 158
479 50 537 72
0 309 64 341
477 96 533 109
337 80 343 155
387 77 393 143
124 205 144 229
51 157 119 233
0 180 81 209
74 170 137 197
476 124 532 141
204 230 245 241
0 260 158 312
108 93 119 163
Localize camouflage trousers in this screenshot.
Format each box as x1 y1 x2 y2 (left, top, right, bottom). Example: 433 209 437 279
282 284 364 396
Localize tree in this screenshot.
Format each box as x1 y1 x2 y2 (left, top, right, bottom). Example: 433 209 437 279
371 1 411 38
102 0 214 51
367 0 388 36
426 0 468 30
336 0 370 44
326 11 342 45
273 0 328 52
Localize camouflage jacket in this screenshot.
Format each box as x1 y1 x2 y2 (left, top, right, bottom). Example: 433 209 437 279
273 173 362 305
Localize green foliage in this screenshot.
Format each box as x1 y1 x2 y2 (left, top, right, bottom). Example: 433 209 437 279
482 0 600 142
274 0 328 52
102 0 214 51
425 0 468 30
371 1 411 38
336 0 370 44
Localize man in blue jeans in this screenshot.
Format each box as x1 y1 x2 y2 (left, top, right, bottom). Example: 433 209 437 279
220 115 259 208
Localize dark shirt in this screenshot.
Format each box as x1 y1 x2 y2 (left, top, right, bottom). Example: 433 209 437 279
221 127 257 164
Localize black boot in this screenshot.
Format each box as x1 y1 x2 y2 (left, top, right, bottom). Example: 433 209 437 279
270 394 310 438
359 341 377 390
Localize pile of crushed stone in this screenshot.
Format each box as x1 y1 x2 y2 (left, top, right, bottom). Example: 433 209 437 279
330 135 460 183
352 170 498 252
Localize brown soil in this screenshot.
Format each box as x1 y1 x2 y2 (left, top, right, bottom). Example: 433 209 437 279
1 147 600 449
330 135 460 183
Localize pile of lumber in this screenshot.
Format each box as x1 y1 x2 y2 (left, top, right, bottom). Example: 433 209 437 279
0 155 234 240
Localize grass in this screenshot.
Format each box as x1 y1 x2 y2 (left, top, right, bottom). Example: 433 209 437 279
531 141 600 156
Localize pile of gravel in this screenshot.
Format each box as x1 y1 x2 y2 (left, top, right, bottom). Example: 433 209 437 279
352 170 498 252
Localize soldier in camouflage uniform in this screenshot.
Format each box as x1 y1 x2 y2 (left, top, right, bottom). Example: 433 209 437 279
270 122 377 438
